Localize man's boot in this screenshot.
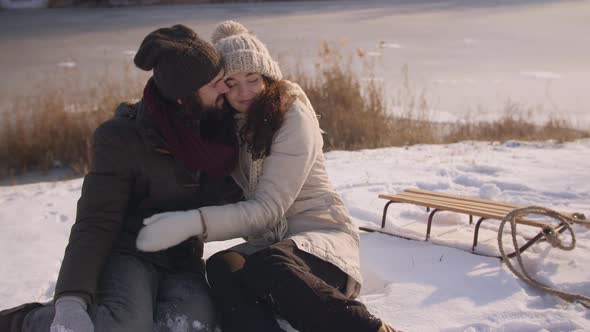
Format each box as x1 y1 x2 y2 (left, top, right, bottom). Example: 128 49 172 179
0 302 43 332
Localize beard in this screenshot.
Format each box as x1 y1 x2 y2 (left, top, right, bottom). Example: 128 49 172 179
175 94 223 132
199 101 237 144
173 93 235 144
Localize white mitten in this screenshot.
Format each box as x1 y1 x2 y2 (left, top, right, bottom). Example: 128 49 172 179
136 210 204 252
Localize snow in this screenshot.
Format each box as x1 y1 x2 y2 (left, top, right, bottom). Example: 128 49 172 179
1 139 590 331
462 38 479 45
2 0 590 127
122 50 137 57
520 71 563 80
379 42 403 49
49 325 73 332
56 62 77 69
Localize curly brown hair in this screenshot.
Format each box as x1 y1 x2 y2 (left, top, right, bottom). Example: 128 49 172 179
238 77 295 160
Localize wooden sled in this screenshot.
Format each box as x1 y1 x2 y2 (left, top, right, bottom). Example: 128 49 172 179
360 188 585 259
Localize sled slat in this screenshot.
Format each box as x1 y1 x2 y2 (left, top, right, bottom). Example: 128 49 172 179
385 192 546 228
368 188 579 257
379 189 577 223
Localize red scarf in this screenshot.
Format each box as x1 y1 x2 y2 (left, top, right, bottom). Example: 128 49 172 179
143 78 237 177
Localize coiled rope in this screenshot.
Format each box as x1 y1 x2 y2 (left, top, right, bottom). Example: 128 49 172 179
498 206 590 308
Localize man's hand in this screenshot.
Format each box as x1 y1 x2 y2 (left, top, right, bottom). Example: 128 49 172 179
50 296 93 332
136 210 204 252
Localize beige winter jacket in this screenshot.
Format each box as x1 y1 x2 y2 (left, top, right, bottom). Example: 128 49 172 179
199 81 362 298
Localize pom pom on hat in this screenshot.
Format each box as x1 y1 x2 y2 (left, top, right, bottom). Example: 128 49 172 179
211 20 282 81
211 20 249 44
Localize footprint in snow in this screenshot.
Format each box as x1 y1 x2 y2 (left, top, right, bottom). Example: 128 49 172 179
46 211 69 223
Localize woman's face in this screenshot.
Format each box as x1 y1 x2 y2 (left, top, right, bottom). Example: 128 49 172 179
224 72 265 113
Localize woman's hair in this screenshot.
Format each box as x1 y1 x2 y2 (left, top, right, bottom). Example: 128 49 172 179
238 76 294 160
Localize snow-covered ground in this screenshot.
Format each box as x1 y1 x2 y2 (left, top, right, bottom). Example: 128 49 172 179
1 139 590 331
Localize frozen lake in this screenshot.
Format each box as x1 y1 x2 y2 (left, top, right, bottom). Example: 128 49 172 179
1 0 589 125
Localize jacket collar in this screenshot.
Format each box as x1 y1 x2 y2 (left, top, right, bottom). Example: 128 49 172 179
114 100 171 154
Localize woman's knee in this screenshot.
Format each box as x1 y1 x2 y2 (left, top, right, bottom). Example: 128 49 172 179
242 246 297 286
244 241 298 271
206 250 247 288
207 250 246 275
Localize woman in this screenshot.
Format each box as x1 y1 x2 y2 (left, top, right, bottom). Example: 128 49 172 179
137 21 397 332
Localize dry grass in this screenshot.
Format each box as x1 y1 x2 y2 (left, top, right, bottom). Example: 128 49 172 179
290 43 395 150
290 43 588 151
0 43 587 180
444 100 586 143
0 63 144 179
289 44 439 151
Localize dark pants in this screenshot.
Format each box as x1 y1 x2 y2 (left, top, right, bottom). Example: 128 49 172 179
22 254 216 332
206 240 382 332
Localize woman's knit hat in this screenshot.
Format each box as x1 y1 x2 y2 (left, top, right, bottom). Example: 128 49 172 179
211 21 282 81
134 24 222 101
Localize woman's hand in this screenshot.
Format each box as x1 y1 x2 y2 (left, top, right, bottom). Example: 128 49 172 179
136 210 204 252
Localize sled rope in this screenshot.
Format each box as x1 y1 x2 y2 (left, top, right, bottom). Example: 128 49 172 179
498 206 590 308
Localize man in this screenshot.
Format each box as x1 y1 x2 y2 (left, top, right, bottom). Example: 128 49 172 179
0 24 242 332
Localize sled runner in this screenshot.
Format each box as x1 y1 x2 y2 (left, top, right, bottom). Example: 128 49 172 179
360 188 586 258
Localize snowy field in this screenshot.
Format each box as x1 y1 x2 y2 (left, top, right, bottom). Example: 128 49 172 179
1 139 589 331
1 0 590 126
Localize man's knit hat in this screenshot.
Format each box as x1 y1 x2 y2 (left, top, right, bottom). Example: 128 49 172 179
134 24 222 101
211 21 282 81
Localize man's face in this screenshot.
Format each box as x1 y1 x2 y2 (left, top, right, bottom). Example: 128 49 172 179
197 70 229 109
